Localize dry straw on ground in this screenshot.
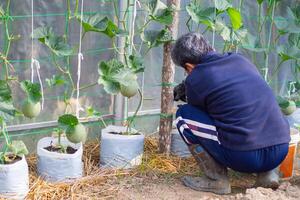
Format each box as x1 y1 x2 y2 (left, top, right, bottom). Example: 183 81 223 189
24 137 199 199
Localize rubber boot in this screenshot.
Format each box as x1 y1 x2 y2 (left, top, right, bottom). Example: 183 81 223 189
255 169 280 189
182 144 231 195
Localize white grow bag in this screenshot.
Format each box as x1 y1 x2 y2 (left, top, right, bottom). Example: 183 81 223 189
0 155 29 199
171 128 192 158
100 125 145 169
37 137 83 182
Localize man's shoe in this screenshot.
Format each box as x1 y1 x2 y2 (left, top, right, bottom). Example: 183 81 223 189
182 176 231 195
183 144 231 194
255 169 280 189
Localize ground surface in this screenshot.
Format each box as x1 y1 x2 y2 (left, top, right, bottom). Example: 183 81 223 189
11 138 300 199
116 177 300 200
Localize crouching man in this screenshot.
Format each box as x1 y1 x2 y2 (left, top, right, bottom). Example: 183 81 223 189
172 32 290 194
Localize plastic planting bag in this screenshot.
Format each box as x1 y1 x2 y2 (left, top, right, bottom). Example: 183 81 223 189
100 125 145 169
0 155 29 199
37 137 83 182
286 108 300 127
170 121 192 158
171 130 192 158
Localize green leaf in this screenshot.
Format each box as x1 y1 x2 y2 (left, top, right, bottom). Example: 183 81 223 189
98 59 124 77
274 7 300 34
214 20 231 41
0 80 17 120
142 29 173 48
98 59 124 94
9 140 28 157
147 0 167 14
77 14 124 38
0 5 5 18
288 33 300 48
31 26 54 43
0 80 13 102
186 3 215 28
215 0 232 11
150 7 174 25
147 0 174 25
46 75 65 87
292 5 300 19
241 33 266 52
32 26 73 57
58 114 79 128
97 59 140 94
277 96 290 108
227 8 242 30
257 0 264 4
86 106 102 117
231 28 248 42
112 68 137 87
128 55 145 73
45 35 73 57
277 45 300 61
0 102 17 121
20 80 42 103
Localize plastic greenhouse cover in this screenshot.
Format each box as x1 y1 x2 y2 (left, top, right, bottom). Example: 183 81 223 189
0 0 297 129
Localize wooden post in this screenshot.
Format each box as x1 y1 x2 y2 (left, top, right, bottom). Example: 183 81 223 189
159 0 181 154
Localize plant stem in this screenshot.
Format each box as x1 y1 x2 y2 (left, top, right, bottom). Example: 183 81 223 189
264 1 276 82
1 125 10 146
113 0 120 23
138 19 151 33
67 0 71 19
257 3 262 44
51 53 75 102
58 130 62 146
269 59 285 83
75 0 79 16
186 17 192 32
126 89 142 133
77 82 97 90
3 0 11 80
122 0 130 26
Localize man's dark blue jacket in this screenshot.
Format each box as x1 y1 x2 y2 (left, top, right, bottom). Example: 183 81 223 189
185 52 290 151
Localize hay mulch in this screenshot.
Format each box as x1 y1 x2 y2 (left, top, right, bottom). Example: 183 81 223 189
25 137 200 199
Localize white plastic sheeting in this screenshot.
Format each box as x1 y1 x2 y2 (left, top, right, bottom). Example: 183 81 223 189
0 155 29 200
100 125 144 169
37 137 83 182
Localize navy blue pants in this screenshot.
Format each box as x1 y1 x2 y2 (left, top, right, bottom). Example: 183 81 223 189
176 104 288 173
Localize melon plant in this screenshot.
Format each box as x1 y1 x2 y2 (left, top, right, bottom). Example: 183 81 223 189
278 81 300 116
0 81 28 164
280 100 297 116
20 80 42 119
58 114 87 146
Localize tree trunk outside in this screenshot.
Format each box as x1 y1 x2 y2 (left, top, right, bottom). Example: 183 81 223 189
159 0 181 154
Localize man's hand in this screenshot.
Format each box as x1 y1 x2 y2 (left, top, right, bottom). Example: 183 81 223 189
174 81 187 102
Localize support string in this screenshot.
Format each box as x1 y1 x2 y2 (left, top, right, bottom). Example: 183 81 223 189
31 0 44 110
76 0 85 118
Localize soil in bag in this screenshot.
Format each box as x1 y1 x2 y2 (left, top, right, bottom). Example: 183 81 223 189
44 145 77 154
3 155 22 164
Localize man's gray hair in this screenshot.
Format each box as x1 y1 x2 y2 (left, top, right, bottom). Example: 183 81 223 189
171 32 214 68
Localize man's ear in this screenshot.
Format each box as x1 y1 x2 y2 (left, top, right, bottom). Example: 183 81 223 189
184 63 195 74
